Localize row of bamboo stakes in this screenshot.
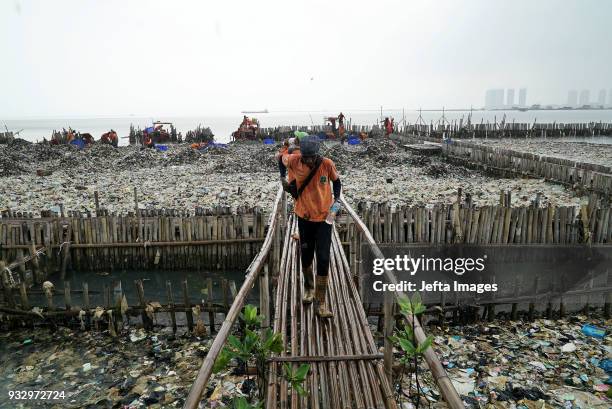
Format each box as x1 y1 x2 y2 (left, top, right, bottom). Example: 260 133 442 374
402 121 612 138
0 206 267 284
2 198 609 284
260 120 612 140
440 139 612 195
0 265 239 337
348 199 611 246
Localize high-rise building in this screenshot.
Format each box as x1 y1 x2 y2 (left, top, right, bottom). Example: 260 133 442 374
518 88 527 107
579 90 590 106
496 89 504 108
506 89 515 107
485 89 505 109
567 90 578 107
597 89 606 106
609 89 612 106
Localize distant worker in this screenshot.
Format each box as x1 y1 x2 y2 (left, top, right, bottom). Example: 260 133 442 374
143 133 154 148
101 130 119 147
277 137 301 182
82 133 94 146
383 117 394 136
280 135 342 319
337 112 345 126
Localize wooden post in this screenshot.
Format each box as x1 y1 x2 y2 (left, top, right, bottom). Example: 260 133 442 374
260 264 270 331
29 243 42 284
135 279 153 330
19 282 30 310
166 280 177 334
207 278 215 333
83 282 90 310
1 261 16 308
183 279 194 332
60 242 71 280
221 279 229 317
83 282 90 329
383 291 394 386
64 281 72 310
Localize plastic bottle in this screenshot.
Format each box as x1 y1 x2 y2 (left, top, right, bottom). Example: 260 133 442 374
581 324 606 339
325 202 341 225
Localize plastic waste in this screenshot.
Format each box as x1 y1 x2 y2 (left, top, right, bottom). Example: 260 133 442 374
600 359 612 375
325 202 341 225
582 324 606 339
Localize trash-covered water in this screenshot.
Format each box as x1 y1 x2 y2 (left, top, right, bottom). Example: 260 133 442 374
0 139 587 217
0 268 254 409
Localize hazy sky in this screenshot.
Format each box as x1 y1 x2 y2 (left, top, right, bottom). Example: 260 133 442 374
1 0 611 118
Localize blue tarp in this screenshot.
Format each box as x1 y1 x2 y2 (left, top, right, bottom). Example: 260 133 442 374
70 139 85 150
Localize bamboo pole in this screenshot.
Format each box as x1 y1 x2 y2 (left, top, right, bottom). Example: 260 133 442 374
340 196 463 409
183 188 284 409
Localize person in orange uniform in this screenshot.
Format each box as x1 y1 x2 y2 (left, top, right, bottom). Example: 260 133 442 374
280 135 342 318
277 137 300 181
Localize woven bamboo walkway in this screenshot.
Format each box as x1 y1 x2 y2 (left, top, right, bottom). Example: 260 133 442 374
266 216 397 409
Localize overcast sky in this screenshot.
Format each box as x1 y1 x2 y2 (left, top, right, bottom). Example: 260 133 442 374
1 0 611 118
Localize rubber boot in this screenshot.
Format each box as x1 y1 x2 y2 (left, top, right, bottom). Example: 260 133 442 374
315 276 333 318
302 265 315 304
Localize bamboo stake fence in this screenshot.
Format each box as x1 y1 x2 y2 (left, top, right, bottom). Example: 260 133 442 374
440 140 612 195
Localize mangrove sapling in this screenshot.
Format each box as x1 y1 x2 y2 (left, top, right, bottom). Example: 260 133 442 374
390 293 433 408
213 304 283 401
282 363 310 397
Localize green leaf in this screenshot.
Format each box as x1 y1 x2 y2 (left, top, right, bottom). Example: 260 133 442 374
295 364 310 381
413 304 426 315
294 384 306 396
402 325 414 339
262 330 283 354
397 296 412 314
398 338 416 355
283 363 293 378
411 292 422 307
228 335 243 350
417 335 433 354
212 349 232 373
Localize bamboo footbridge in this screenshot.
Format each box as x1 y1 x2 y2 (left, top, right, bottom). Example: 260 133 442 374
183 188 463 409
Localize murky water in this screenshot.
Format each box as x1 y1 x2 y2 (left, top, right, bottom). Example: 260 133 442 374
28 269 253 309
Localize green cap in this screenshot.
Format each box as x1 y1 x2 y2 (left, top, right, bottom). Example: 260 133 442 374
294 131 308 140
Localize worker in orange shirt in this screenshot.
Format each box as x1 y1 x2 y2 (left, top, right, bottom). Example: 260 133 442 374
277 137 300 182
280 135 342 318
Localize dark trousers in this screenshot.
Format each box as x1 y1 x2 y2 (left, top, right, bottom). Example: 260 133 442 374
298 217 332 277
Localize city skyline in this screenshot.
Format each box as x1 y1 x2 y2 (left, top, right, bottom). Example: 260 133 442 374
485 87 611 109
